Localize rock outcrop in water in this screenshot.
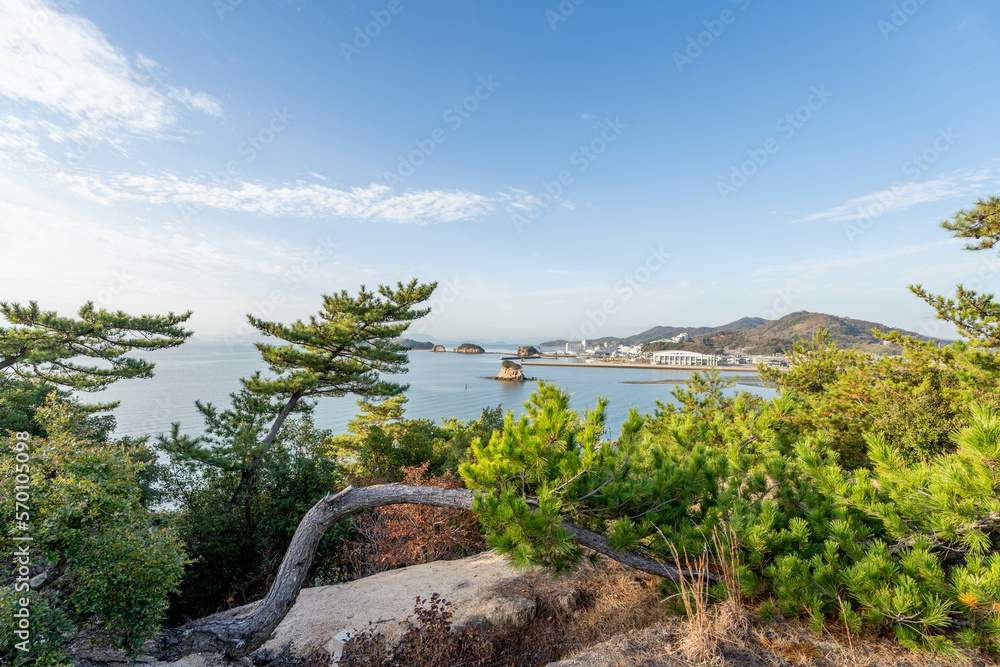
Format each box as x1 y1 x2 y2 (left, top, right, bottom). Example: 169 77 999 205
455 343 485 354
431 345 446 352
489 361 534 382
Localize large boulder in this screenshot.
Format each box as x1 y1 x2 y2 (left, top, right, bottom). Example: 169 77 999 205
251 551 569 663
495 364 526 381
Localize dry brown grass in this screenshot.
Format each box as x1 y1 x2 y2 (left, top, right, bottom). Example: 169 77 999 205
668 545 720 666
554 611 1000 667
481 558 667 666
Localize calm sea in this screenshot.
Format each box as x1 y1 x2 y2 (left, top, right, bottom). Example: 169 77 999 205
90 342 777 441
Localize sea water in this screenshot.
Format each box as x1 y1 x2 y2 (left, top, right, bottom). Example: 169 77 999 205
89 342 777 441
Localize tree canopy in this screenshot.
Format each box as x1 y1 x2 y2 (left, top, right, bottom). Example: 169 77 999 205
160 280 436 510
0 300 192 392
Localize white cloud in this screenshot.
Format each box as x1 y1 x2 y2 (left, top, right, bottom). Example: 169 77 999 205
749 240 956 281
504 187 575 215
169 87 224 119
0 0 222 156
54 170 522 224
792 167 1000 224
0 198 344 334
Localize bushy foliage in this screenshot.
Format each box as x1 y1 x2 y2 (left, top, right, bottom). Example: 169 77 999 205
0 585 73 667
160 403 349 620
461 382 615 573
758 330 969 466
462 368 1000 651
324 396 445 484
0 398 188 659
326 398 503 483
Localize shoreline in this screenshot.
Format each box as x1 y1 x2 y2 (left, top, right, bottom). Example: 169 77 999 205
622 375 762 385
521 361 766 372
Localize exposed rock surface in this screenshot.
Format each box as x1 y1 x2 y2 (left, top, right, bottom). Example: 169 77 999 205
250 552 529 661
73 552 570 667
495 365 527 381
455 343 485 353
431 344 446 352
70 650 230 667
516 345 540 357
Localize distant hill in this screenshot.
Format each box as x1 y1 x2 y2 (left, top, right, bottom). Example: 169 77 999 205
696 311 930 355
622 317 769 345
541 312 930 355
394 338 434 350
540 317 769 347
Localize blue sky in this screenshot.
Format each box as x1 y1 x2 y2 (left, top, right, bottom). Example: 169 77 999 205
1 0 998 344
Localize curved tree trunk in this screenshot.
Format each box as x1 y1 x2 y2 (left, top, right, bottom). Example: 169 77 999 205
152 483 705 660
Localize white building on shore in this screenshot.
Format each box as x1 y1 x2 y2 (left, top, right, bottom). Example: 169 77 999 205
651 350 720 366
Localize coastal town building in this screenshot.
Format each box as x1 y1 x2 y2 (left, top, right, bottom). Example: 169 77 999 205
651 350 720 366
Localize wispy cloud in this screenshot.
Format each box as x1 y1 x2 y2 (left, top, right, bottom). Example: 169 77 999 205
749 240 956 280
55 170 531 224
0 0 222 156
792 166 1000 224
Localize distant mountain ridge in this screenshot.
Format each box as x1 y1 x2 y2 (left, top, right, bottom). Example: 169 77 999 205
541 312 933 355
540 317 768 347
698 311 932 355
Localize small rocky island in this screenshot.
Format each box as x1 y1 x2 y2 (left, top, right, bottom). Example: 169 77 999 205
516 345 540 357
431 344 446 352
454 343 485 354
488 360 536 382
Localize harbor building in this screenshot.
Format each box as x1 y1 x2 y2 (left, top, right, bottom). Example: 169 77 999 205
651 350 720 366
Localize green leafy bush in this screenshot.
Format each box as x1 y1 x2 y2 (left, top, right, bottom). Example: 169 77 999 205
161 409 349 620
0 398 187 658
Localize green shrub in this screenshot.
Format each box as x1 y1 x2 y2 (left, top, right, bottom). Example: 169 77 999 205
0 398 187 658
162 414 350 620
0 587 73 667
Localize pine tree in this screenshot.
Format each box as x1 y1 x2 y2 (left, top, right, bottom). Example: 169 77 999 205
912 195 1000 349
162 280 435 510
0 300 192 391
